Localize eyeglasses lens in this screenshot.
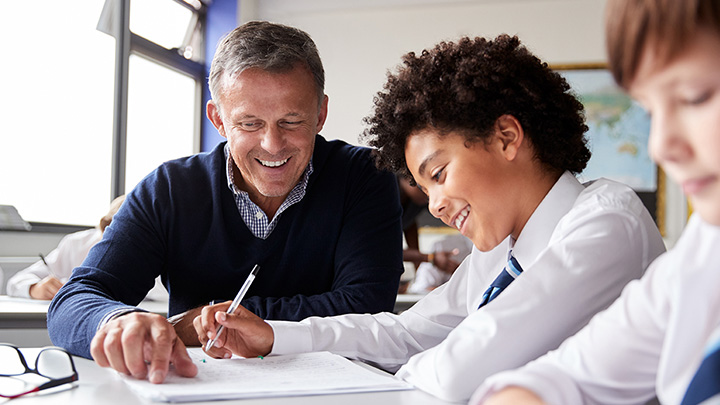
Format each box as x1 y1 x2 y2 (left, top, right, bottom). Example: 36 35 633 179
36 348 74 379
0 346 31 397
0 345 26 375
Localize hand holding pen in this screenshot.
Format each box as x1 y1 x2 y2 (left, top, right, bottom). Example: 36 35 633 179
204 265 260 351
29 253 65 300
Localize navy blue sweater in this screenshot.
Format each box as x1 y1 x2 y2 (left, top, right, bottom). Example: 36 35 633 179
48 136 403 358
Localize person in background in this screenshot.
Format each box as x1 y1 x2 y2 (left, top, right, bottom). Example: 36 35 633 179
407 233 473 294
474 1 720 404
6 195 125 300
397 175 466 293
191 34 666 402
47 20 403 385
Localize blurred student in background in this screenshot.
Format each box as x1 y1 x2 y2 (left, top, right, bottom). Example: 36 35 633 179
398 175 469 293
7 195 125 300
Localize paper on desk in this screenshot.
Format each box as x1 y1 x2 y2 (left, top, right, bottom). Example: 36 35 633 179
120 348 413 402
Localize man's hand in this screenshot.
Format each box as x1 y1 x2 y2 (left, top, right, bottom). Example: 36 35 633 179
90 312 198 384
29 276 64 300
193 302 274 359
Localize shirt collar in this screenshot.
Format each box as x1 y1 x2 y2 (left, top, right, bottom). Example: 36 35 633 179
511 171 584 269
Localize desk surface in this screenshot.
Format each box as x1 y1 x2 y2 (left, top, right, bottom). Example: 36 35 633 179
6 348 457 405
0 296 169 329
0 294 424 329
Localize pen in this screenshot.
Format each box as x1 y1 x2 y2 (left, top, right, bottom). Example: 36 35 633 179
205 264 260 351
39 253 59 279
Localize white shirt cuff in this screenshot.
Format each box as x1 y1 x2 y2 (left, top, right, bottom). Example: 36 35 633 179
267 320 313 355
97 307 147 330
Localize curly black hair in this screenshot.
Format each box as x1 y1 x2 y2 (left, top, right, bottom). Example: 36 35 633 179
361 34 590 180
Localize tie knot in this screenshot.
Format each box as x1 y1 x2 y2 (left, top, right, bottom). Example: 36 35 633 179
477 254 524 309
506 255 523 278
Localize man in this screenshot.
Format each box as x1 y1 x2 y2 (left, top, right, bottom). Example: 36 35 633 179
48 21 403 384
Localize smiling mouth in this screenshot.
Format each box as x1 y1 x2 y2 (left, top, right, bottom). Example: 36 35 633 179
454 206 470 230
258 157 289 168
682 175 715 195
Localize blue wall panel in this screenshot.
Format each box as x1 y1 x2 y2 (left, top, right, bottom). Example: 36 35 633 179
201 0 237 152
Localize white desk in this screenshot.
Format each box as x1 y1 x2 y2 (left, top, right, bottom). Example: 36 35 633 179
0 296 169 347
0 296 169 329
394 293 425 313
6 348 459 405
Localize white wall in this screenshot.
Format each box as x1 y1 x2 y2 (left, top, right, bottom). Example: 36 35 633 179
246 0 607 146
242 0 687 244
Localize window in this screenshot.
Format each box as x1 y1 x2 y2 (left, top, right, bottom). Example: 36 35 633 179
0 0 205 227
0 1 114 226
125 54 196 191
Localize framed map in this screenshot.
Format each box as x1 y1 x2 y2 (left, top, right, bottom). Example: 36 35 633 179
554 63 664 233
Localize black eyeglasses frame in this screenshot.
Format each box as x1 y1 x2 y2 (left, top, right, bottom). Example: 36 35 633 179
0 343 79 399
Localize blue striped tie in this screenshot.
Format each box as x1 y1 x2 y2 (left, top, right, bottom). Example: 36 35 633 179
681 334 720 405
478 253 523 309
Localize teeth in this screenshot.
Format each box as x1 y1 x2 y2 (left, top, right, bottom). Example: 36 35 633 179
455 206 470 230
259 158 289 167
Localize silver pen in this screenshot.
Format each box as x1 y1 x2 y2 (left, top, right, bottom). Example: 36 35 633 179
205 264 260 351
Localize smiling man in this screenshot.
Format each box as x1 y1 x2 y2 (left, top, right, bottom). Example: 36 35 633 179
47 21 403 384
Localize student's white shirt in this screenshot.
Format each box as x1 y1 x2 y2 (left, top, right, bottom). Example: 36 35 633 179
268 171 666 402
472 214 720 405
6 228 100 298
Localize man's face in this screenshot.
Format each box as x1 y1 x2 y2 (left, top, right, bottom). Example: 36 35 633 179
207 65 328 212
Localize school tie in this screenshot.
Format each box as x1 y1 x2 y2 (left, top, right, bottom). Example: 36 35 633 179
478 252 523 309
681 334 720 405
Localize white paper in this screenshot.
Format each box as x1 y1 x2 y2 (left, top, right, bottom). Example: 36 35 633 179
120 349 413 402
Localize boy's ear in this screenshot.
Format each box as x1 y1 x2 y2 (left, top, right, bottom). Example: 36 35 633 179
495 114 525 161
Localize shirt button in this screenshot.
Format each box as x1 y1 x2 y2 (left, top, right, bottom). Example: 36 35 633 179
255 211 264 219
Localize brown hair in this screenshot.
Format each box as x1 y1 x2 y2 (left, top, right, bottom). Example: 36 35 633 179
99 195 125 233
606 0 720 89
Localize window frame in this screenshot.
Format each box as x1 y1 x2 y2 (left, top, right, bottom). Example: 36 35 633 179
28 0 207 233
108 0 206 200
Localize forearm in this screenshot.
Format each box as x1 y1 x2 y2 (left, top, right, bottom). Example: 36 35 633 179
48 282 137 358
6 261 48 298
242 276 400 320
403 248 431 266
5 272 40 298
270 310 444 372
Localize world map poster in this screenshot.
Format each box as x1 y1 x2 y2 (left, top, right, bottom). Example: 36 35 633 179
559 68 656 192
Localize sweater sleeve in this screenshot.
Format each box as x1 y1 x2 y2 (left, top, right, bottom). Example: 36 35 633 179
47 180 167 358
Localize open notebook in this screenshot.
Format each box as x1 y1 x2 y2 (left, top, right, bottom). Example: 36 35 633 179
120 349 413 402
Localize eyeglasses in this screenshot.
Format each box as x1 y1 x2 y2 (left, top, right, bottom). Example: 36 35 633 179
0 343 79 399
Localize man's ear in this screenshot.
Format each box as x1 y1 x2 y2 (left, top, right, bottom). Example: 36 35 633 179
495 114 525 161
206 100 226 138
315 95 329 134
